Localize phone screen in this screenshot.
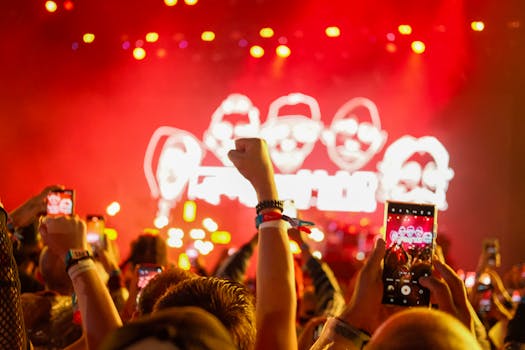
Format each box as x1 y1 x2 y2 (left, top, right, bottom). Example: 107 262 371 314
382 201 437 307
483 239 500 267
46 189 75 216
136 264 163 292
86 215 105 247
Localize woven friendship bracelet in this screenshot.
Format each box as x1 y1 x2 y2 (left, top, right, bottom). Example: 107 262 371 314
67 258 96 280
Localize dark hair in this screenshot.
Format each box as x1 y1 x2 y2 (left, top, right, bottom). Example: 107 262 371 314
137 267 196 316
121 234 168 268
154 276 256 350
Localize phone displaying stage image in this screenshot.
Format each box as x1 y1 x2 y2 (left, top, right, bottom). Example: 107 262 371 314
136 264 163 292
86 215 105 248
46 189 75 216
382 201 437 307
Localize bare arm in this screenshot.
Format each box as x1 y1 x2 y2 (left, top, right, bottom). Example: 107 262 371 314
40 216 122 350
228 138 297 350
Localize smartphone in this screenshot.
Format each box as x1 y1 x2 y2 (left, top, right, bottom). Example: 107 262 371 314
86 215 105 248
479 289 493 313
483 239 500 267
382 201 437 307
136 264 164 292
46 189 75 216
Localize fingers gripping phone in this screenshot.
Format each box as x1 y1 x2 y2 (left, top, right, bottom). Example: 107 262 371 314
382 201 437 307
46 189 75 216
86 215 105 249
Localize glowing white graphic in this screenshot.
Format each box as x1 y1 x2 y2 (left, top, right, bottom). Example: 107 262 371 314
203 94 260 166
46 194 72 215
322 97 387 172
144 127 205 225
377 136 454 210
260 93 323 173
389 225 433 245
144 93 455 226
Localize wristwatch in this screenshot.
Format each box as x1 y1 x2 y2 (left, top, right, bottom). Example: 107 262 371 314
65 249 93 272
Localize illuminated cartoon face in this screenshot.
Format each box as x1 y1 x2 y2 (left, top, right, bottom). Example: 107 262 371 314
46 194 61 214
260 93 323 174
58 198 73 215
377 136 455 210
422 232 433 244
156 133 204 201
203 94 260 166
322 97 387 172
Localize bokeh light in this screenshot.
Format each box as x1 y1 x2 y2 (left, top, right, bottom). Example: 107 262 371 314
259 27 274 38
104 228 118 241
184 0 198 5
83 33 95 44
325 26 341 38
153 215 168 228
201 31 216 42
64 0 74 11
202 217 218 232
250 45 264 58
211 231 231 244
411 40 426 54
471 21 485 32
164 0 178 6
106 201 121 216
45 1 58 13
190 228 206 240
145 32 159 43
398 24 412 35
385 42 397 53
276 45 291 58
178 253 191 270
183 200 196 222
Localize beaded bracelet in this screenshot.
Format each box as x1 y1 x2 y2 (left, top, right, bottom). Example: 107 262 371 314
255 212 315 232
256 200 284 215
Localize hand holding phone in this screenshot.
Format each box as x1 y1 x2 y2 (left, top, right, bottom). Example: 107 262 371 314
86 215 105 249
381 201 437 307
46 189 75 216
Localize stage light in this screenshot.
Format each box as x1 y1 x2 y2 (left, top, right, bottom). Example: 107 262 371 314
106 201 121 216
309 228 325 242
356 251 365 261
45 1 58 13
360 217 370 227
153 215 168 228
183 200 196 222
386 32 396 41
83 33 95 44
190 228 205 240
411 40 425 54
146 32 159 43
184 0 198 5
104 228 118 240
260 27 274 38
202 217 218 232
122 41 131 50
276 45 291 58
290 241 301 255
64 0 74 11
312 251 322 259
211 231 231 244
178 40 189 49
250 45 264 58
471 21 485 32
201 31 215 42
167 236 184 248
398 24 412 35
135 39 144 48
325 26 341 38
164 0 178 5
178 253 191 270
385 42 397 53
133 47 146 60
168 228 184 239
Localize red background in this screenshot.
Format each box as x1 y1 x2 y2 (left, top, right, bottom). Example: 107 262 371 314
0 0 524 274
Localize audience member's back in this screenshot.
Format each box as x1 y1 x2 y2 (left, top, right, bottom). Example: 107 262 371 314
367 308 482 350
154 276 256 350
